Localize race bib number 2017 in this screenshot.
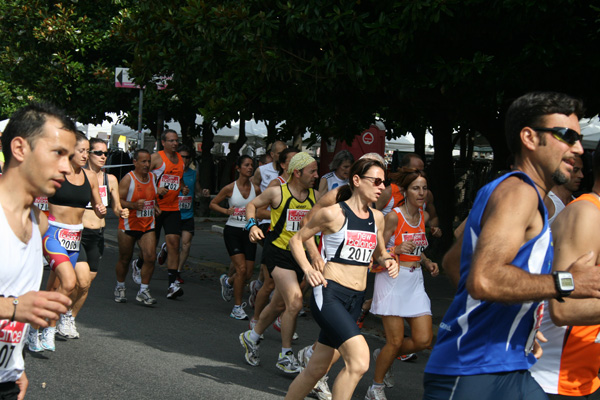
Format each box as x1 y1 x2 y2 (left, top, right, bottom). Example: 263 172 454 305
340 230 377 263
286 209 309 232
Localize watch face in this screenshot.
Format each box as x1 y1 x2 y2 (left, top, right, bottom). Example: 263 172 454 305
560 276 575 290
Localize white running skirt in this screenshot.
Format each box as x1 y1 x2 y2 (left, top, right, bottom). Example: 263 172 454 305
371 266 431 318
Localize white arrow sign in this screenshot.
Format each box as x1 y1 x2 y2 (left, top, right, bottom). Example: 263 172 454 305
115 67 140 89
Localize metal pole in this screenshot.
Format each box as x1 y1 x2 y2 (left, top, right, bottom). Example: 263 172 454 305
138 88 144 149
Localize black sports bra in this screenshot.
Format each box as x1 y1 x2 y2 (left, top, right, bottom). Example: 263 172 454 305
49 170 91 209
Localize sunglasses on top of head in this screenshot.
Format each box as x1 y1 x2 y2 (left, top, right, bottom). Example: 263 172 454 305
531 127 583 146
361 176 384 186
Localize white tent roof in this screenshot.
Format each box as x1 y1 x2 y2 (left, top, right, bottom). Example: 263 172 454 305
580 116 600 150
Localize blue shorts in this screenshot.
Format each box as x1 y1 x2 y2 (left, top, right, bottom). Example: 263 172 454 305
311 280 365 349
423 370 548 400
43 221 83 271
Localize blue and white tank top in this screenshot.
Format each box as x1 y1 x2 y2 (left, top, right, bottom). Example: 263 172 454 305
323 171 348 191
321 202 377 267
425 171 553 376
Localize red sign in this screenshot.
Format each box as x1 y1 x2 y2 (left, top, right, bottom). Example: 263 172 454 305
362 131 374 145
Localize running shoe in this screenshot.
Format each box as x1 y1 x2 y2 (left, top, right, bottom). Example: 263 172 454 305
114 286 127 303
219 274 233 302
136 288 158 305
69 313 79 339
166 282 184 299
365 384 388 400
398 353 418 362
356 307 369 329
297 344 312 368
239 330 260 366
311 375 332 400
230 303 248 320
248 280 261 308
56 313 72 338
27 327 43 353
298 308 306 317
273 316 299 339
157 242 168 265
176 271 185 285
276 351 302 374
131 258 142 285
40 327 56 352
373 348 394 388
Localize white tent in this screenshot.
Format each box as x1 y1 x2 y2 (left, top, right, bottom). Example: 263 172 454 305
581 116 600 150
0 119 8 132
385 132 435 153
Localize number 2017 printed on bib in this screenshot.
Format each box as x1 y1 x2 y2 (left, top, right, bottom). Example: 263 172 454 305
0 321 25 370
340 231 377 263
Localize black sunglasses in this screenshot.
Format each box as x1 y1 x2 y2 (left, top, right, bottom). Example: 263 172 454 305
91 150 109 157
361 176 384 186
531 127 583 146
181 155 192 159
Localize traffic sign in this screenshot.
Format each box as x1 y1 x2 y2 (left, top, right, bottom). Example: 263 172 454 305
115 67 140 89
362 131 374 145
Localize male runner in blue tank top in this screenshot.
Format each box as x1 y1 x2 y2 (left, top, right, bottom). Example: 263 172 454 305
424 92 600 399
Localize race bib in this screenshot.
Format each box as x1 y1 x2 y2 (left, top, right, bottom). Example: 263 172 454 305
525 302 545 355
232 207 247 222
34 197 48 211
160 175 180 191
178 196 192 210
0 320 25 372
136 200 155 218
286 209 309 232
401 232 428 257
340 230 377 264
58 228 82 251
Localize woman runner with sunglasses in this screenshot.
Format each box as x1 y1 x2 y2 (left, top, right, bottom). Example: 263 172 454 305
285 158 398 400
365 167 439 400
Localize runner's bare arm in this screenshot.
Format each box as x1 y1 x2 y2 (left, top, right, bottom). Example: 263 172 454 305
317 177 328 195
543 195 556 222
382 211 398 246
108 174 128 218
118 174 142 210
550 201 600 325
85 168 106 218
443 231 463 288
302 186 339 227
251 167 262 187
375 186 392 211
209 183 234 216
0 291 70 327
247 186 281 242
373 209 398 278
426 191 441 237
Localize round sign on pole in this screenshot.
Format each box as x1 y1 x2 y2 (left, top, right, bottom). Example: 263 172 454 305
362 131 374 145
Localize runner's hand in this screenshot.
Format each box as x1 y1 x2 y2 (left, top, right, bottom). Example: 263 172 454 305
95 203 107 217
532 331 547 359
566 252 600 299
181 185 190 196
385 258 399 278
249 225 264 243
395 241 415 255
16 371 27 400
13 291 71 327
430 227 442 238
305 269 327 288
158 187 169 197
309 253 325 273
119 208 129 219
134 199 145 211
425 260 440 277
227 207 235 216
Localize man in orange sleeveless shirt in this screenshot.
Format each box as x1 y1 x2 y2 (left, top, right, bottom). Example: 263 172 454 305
149 129 188 299
530 144 600 399
115 149 159 305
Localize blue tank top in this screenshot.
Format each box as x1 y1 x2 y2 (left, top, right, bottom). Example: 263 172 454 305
425 171 553 376
179 168 196 220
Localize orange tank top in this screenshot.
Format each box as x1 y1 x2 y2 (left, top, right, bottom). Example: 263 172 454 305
152 151 184 211
390 206 428 262
119 171 157 232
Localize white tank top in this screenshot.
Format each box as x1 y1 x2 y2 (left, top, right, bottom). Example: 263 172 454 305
547 191 570 225
227 181 257 228
0 204 43 383
258 162 279 225
323 171 348 191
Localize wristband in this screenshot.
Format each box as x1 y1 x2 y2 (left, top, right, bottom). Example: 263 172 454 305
10 298 18 322
244 218 258 231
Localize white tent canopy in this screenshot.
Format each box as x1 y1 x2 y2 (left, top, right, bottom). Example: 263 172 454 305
581 115 600 150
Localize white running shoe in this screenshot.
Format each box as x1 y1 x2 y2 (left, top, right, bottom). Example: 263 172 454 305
40 327 56 352
166 282 184 299
239 330 260 366
276 351 302 374
157 242 168 265
219 274 233 302
372 348 394 388
297 344 312 368
114 286 127 303
230 303 248 320
131 258 142 285
365 384 388 400
248 280 262 308
68 313 79 339
56 313 72 338
311 375 332 400
136 288 157 305
27 327 43 352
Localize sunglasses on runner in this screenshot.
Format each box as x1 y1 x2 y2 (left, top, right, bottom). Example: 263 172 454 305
180 155 191 159
91 150 109 157
531 127 583 146
361 176 384 186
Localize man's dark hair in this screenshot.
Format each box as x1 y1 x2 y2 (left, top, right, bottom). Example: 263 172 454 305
2 102 76 165
133 148 150 160
400 153 423 168
505 92 584 157
161 129 178 142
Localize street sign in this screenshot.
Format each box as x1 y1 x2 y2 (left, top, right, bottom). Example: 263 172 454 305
115 67 140 89
362 131 374 145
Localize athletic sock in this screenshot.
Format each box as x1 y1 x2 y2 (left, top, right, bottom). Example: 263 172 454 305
371 382 385 389
168 270 177 285
282 347 292 356
140 284 149 293
116 281 125 288
249 329 261 343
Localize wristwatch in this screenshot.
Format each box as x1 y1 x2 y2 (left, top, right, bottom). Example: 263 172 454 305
553 271 575 303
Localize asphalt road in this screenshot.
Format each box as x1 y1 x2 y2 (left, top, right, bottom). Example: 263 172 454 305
23 216 456 400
